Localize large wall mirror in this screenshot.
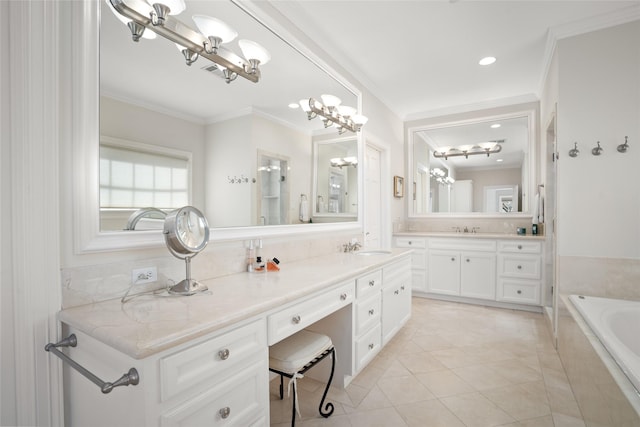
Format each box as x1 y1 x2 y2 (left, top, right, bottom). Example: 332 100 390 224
408 111 535 217
76 0 362 251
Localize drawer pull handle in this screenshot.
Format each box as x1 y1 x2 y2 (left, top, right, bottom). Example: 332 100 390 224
401 285 405 290
408 241 412 245
369 280 375 287
292 315 301 324
369 309 375 316
219 407 231 419
218 349 230 360
466 258 470 263
518 245 523 250
368 343 374 350
394 290 399 295
340 293 348 301
517 290 522 294
517 265 522 270
451 257 455 261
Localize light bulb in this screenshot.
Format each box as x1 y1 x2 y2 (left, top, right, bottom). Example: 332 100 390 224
351 114 368 125
192 15 238 44
238 39 271 65
298 99 312 112
321 94 341 108
337 105 356 117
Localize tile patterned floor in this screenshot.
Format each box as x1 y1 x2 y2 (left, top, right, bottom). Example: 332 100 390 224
270 297 586 427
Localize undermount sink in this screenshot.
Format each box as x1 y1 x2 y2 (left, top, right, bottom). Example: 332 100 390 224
356 250 392 256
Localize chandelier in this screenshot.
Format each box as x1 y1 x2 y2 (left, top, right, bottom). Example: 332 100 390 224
107 0 270 84
433 142 502 160
299 95 368 134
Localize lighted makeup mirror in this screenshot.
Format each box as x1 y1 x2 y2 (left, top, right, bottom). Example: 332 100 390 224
163 206 210 295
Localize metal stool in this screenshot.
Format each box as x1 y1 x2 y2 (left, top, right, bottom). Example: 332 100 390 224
269 330 335 426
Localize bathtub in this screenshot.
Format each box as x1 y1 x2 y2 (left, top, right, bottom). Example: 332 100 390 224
568 295 640 393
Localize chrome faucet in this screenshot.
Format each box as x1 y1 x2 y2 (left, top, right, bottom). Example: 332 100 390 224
463 226 469 233
343 242 362 253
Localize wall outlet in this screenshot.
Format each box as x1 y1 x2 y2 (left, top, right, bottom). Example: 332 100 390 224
132 267 157 285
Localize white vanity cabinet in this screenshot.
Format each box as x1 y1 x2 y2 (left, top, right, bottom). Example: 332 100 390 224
393 237 427 293
58 251 413 426
381 258 412 344
63 318 269 427
428 239 496 300
353 269 382 372
497 240 543 305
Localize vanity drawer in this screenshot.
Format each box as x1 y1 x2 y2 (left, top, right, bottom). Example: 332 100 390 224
429 238 496 252
267 280 354 345
498 279 540 305
355 323 381 372
498 254 541 279
383 258 412 288
394 237 426 249
160 356 267 427
355 292 381 336
498 240 542 254
159 319 266 403
356 269 382 298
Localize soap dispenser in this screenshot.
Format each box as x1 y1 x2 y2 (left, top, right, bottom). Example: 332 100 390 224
246 240 255 272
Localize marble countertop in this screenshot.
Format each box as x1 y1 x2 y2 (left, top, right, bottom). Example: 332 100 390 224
394 231 545 240
58 249 411 360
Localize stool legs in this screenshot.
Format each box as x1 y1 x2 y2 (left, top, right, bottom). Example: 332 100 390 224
318 347 335 418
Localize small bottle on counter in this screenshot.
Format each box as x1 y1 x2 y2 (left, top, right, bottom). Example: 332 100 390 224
254 256 265 272
267 257 280 272
247 240 255 272
532 224 538 235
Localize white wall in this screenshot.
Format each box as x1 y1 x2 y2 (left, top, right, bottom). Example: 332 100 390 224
556 21 640 259
100 96 206 212
0 1 17 425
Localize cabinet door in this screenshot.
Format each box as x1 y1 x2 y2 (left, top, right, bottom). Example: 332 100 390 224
428 250 460 295
460 251 496 300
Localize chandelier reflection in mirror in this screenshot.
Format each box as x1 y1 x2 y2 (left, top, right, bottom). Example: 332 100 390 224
433 141 502 160
107 0 270 84
299 94 368 134
430 168 455 185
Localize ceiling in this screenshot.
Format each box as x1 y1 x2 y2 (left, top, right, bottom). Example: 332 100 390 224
270 0 640 120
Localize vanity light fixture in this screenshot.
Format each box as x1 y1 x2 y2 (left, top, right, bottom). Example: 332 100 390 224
433 142 502 160
430 168 455 185
299 95 368 134
330 156 358 168
108 0 270 84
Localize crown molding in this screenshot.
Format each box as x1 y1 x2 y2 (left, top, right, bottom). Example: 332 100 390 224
537 5 640 99
403 93 539 122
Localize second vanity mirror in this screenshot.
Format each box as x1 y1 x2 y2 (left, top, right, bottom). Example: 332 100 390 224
312 137 359 221
98 0 361 235
408 111 534 216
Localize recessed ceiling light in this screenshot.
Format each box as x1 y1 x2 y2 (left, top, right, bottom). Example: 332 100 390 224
496 158 504 162
288 103 299 109
479 56 496 66
490 123 501 129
